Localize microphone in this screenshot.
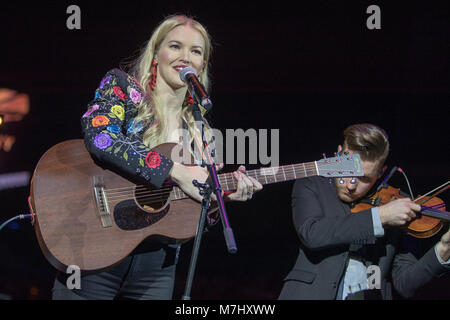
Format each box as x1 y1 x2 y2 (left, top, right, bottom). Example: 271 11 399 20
179 67 212 111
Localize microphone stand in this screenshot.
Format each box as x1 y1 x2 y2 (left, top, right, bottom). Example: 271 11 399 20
181 92 237 300
376 166 398 191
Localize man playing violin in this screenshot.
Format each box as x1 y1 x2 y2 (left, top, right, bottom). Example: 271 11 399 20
279 123 450 300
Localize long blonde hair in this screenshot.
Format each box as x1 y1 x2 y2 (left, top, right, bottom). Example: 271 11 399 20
128 14 213 152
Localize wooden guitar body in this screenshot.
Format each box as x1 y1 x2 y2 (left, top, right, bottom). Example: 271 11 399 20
31 139 201 272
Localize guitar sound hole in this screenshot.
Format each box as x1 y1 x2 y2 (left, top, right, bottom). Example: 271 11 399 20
114 198 170 231
134 185 171 213
112 186 173 231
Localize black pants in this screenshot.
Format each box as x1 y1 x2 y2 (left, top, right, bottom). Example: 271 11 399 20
52 242 180 300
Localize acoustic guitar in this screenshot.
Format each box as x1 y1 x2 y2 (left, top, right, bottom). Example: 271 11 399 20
29 139 363 272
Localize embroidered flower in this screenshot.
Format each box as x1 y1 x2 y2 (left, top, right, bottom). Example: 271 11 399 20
106 125 121 133
92 115 110 127
110 105 125 120
113 86 128 101
82 104 99 118
129 88 142 104
93 133 112 150
145 151 162 169
127 118 144 133
100 75 112 89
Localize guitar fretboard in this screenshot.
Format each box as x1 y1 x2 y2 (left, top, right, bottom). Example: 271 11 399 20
170 162 319 200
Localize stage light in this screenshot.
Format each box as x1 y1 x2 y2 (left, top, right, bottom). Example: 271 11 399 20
0 114 3 127
0 171 31 191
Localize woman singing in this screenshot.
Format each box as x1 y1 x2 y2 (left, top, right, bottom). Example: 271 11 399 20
52 14 262 300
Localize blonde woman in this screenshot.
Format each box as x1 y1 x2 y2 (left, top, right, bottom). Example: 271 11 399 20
52 15 262 300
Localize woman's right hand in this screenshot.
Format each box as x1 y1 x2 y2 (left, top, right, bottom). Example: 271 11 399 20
169 162 211 202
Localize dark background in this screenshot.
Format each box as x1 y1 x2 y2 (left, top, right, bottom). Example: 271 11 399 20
0 0 449 300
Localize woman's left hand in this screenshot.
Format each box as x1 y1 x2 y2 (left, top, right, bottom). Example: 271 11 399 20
225 165 263 201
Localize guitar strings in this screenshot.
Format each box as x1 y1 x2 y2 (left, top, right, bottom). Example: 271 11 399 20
105 174 313 203
103 162 352 203
103 165 343 203
103 164 318 199
107 170 318 206
104 169 315 200
103 162 320 195
105 171 306 203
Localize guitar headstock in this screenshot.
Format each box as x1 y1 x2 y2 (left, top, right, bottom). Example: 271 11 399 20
316 153 364 178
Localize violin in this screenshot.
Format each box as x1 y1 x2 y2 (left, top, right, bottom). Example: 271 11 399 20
351 184 450 239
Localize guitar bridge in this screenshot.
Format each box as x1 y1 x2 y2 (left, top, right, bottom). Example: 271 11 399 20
93 176 112 228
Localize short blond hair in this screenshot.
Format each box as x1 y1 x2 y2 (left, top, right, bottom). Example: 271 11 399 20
343 123 389 163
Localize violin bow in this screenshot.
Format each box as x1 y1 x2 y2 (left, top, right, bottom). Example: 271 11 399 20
414 181 450 217
414 180 450 205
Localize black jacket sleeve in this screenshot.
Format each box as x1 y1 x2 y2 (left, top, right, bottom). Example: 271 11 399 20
292 177 377 251
391 242 450 298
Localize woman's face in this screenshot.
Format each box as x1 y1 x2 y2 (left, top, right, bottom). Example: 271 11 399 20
155 25 206 91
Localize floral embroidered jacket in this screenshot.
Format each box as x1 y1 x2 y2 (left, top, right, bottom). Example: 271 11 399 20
81 68 173 189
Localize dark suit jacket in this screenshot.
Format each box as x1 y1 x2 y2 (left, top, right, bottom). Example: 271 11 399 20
278 176 450 300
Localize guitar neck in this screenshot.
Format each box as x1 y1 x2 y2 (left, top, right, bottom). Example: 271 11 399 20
170 161 319 200
218 162 318 191
169 154 363 200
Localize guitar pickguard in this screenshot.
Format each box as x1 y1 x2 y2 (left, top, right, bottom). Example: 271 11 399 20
113 200 170 231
